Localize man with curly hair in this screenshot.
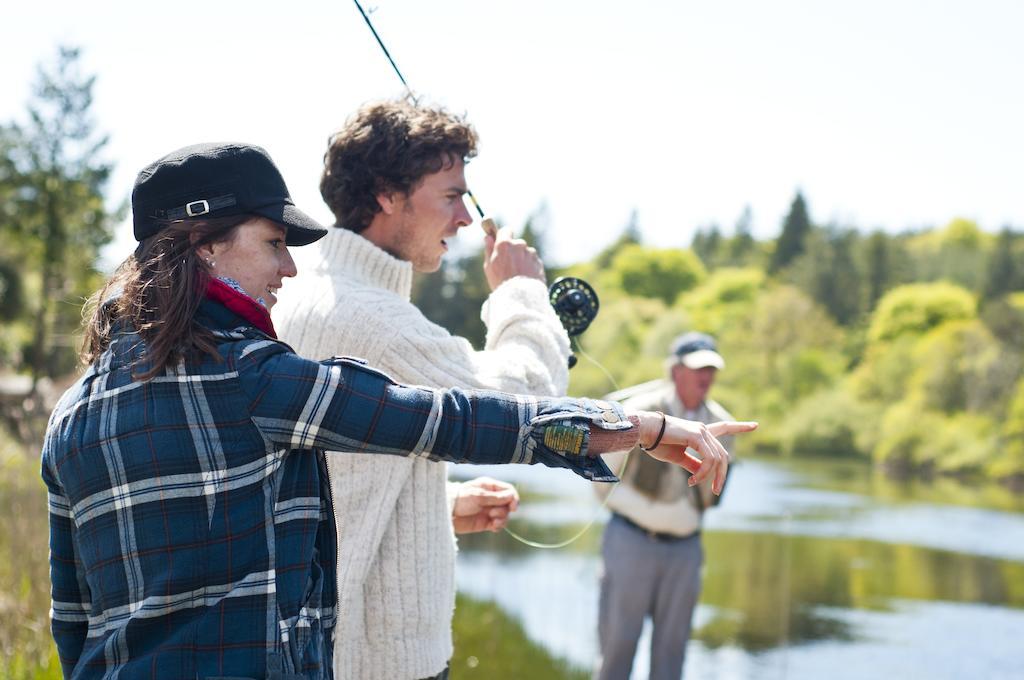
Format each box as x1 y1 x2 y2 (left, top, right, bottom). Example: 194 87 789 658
273 99 571 680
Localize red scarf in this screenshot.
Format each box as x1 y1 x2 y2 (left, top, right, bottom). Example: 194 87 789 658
205 277 277 338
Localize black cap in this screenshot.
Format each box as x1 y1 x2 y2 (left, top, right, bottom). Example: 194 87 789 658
131 142 328 246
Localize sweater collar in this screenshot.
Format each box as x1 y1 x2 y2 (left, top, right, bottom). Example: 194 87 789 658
313 227 414 300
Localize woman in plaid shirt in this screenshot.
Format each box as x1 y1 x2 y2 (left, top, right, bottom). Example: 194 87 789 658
41 142 752 679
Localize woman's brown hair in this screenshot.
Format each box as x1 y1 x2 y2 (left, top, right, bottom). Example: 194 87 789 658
80 216 249 380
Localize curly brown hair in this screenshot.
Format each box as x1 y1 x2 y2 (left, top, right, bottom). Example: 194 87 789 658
320 98 478 232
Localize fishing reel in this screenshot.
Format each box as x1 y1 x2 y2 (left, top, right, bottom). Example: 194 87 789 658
548 276 600 368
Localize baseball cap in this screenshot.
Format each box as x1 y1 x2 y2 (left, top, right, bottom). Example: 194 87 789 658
131 142 328 246
670 331 725 370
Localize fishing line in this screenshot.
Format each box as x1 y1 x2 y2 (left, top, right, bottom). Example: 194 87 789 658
501 334 633 550
574 338 620 396
352 0 415 99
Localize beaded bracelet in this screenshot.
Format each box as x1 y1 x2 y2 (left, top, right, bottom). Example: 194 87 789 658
639 411 668 452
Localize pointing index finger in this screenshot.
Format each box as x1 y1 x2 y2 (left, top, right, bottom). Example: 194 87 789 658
707 421 758 437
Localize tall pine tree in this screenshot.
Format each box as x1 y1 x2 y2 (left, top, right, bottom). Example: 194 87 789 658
984 227 1019 300
791 227 862 325
729 205 755 263
692 223 722 268
0 46 117 389
863 230 892 311
769 191 811 274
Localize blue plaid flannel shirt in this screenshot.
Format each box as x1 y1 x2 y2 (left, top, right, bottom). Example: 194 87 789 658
41 296 624 679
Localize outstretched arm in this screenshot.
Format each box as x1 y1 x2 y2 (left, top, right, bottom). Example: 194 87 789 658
242 345 618 479
241 341 755 483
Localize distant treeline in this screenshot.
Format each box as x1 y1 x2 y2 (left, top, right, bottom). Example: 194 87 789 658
412 198 1024 485
2 48 1021 484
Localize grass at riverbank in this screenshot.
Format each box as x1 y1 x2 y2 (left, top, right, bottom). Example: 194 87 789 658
0 432 61 679
452 593 589 679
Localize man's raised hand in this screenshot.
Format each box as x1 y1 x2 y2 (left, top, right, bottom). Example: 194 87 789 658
483 225 545 290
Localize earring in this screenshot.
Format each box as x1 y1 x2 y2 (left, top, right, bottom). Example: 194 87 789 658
206 259 216 268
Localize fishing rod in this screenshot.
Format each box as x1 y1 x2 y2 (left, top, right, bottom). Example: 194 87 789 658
350 0 628 551
351 0 600 364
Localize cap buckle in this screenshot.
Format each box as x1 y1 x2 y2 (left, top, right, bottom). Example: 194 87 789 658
185 199 210 217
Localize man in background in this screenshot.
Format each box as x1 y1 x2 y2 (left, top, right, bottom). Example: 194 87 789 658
595 332 735 680
273 98 572 680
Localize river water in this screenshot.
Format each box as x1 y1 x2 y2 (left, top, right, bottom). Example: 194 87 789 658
451 458 1024 679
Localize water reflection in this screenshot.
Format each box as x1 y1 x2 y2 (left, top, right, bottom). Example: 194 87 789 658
453 459 1024 679
707 462 1024 562
457 459 1024 560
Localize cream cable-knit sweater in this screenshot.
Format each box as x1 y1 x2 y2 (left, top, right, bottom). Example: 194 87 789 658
272 227 571 680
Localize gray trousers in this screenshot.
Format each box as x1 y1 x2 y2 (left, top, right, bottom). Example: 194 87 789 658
595 515 703 680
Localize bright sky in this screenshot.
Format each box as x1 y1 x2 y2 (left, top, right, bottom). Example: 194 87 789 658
2 0 1022 267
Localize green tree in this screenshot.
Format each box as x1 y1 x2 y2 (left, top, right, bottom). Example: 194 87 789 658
608 244 706 305
692 223 722 267
0 46 116 388
748 285 840 391
777 386 877 458
867 282 976 343
905 218 991 292
995 379 1024 479
0 124 28 370
0 259 22 321
863 230 893 311
768 191 812 274
981 292 1024 346
791 227 862 325
678 267 764 336
983 227 1019 300
729 205 755 264
907 320 1010 414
